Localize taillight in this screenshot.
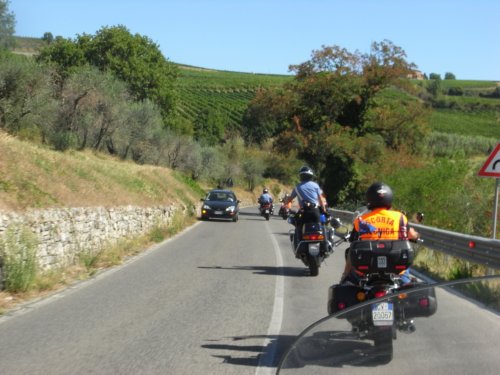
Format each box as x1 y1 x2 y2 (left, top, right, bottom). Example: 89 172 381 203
302 233 325 241
419 297 430 308
337 302 346 310
374 290 387 299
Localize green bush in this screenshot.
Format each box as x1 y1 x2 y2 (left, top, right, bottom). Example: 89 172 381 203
0 225 38 292
447 87 463 96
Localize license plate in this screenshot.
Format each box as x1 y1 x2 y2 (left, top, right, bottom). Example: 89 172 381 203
377 256 387 268
265 209 269 213
372 302 393 326
214 211 223 215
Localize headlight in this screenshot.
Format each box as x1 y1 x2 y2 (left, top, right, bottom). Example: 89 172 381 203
226 206 236 212
203 204 211 209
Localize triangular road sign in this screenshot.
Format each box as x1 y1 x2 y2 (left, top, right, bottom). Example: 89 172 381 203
479 143 500 177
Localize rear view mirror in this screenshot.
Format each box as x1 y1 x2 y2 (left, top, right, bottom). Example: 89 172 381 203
330 217 342 228
330 218 350 237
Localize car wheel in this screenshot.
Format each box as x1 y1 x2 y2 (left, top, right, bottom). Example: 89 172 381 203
233 215 239 222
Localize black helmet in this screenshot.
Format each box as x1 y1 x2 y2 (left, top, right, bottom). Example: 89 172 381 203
299 166 314 181
366 182 393 209
263 188 269 193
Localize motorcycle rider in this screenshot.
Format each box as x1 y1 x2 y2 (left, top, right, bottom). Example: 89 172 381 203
340 182 419 285
284 166 328 250
258 188 274 213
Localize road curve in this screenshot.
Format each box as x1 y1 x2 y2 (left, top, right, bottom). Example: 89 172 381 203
0 207 498 374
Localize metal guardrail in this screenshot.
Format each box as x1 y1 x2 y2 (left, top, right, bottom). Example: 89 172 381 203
331 209 500 269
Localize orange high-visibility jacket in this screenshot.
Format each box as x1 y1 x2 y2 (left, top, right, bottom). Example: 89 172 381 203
353 208 409 240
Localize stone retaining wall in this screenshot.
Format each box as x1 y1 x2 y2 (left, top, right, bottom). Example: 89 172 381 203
0 204 186 273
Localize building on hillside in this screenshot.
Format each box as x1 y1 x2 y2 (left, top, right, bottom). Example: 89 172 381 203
407 70 425 80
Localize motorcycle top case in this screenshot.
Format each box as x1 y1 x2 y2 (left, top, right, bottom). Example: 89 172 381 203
328 284 363 316
302 222 323 233
349 240 415 275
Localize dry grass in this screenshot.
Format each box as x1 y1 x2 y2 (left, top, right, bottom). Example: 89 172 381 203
0 131 201 211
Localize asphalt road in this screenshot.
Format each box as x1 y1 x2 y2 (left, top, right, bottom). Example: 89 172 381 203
0 207 498 375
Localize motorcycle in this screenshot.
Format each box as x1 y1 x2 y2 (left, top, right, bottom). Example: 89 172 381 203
326 218 437 362
287 205 335 276
259 201 274 221
278 200 291 220
276 276 498 373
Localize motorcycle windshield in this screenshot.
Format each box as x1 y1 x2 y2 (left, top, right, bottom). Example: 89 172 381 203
353 205 369 220
277 276 500 374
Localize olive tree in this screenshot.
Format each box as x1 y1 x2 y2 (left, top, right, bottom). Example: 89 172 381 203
0 55 57 140
49 67 129 151
109 99 164 162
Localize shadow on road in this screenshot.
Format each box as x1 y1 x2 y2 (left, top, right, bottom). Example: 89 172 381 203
202 333 296 369
198 265 309 277
202 330 391 370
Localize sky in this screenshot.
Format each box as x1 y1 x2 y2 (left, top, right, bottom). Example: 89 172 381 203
9 0 500 81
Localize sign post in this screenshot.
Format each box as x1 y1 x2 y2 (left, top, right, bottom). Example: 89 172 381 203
478 143 500 239
494 179 500 239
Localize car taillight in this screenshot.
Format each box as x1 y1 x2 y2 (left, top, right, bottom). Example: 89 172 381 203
337 302 346 310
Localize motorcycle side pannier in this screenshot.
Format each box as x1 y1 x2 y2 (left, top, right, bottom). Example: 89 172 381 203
328 284 363 315
349 240 415 275
400 284 438 318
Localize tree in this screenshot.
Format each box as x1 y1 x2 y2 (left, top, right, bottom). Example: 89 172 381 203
41 32 54 44
444 72 456 80
110 99 164 162
0 0 15 49
0 54 57 140
49 67 130 151
429 73 441 80
241 155 265 191
36 37 87 89
37 25 179 123
244 40 428 205
287 40 417 133
193 107 226 146
427 79 441 97
241 87 293 145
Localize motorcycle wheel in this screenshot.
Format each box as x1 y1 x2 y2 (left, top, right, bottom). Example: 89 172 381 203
265 213 270 221
373 328 393 363
307 254 319 276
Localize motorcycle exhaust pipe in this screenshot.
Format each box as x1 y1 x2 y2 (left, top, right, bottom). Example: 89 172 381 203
400 321 416 334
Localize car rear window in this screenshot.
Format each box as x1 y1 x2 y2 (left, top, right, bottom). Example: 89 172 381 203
208 192 235 201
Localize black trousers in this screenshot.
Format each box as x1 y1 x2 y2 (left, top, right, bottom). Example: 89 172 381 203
294 206 321 245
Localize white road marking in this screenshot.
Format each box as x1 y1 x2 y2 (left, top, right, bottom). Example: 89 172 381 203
255 223 285 374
